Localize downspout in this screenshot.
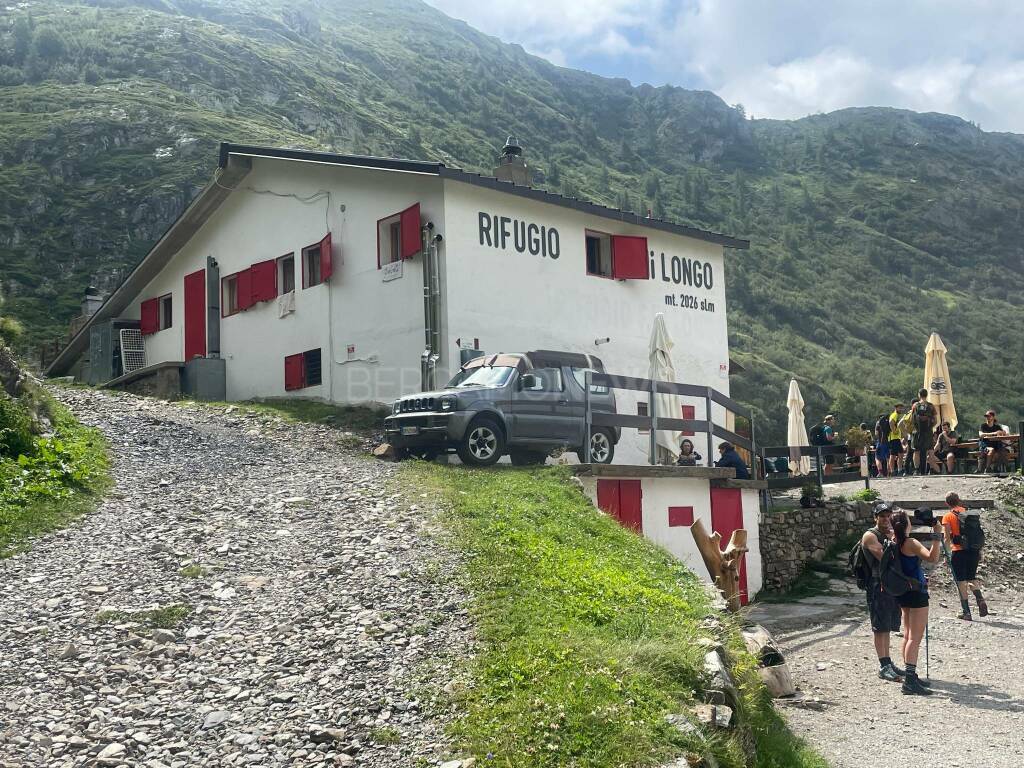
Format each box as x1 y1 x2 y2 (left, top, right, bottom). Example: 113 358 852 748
420 223 443 391
206 255 220 357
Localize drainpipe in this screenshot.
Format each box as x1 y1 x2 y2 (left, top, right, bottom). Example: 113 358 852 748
206 255 220 357
420 224 443 391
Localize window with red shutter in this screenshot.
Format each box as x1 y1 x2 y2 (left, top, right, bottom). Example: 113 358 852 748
610 235 649 279
284 353 305 391
236 268 255 310
399 203 421 260
250 259 277 303
140 298 160 335
681 404 696 437
319 233 333 281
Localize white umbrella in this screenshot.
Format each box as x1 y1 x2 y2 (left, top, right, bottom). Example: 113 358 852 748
924 332 957 430
648 313 683 465
787 379 811 475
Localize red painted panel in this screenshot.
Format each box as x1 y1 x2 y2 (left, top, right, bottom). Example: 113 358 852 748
139 298 160 336
596 479 620 520
610 235 649 279
681 404 696 437
284 353 305 391
710 487 748 605
618 479 643 533
319 232 333 280
399 203 421 259
236 268 254 311
250 259 278 302
183 269 206 360
668 506 694 527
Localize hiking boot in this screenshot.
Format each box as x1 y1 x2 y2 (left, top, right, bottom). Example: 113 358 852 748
977 599 989 617
879 664 903 682
889 662 906 677
957 612 973 621
902 676 933 696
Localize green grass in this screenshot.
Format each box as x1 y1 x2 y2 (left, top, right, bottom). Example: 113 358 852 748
369 726 401 745
0 395 111 557
95 603 192 628
409 464 826 768
178 564 205 579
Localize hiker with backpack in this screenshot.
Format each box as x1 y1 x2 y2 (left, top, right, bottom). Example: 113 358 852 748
888 509 943 695
911 389 941 476
874 412 891 477
941 491 988 620
854 503 905 683
887 403 906 475
809 414 837 475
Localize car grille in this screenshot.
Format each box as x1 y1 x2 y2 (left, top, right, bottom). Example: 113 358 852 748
399 397 437 413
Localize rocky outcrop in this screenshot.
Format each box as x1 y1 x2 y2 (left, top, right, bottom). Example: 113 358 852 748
0 343 26 398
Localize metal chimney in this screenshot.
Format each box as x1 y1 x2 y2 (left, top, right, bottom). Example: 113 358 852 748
493 135 531 186
81 286 103 318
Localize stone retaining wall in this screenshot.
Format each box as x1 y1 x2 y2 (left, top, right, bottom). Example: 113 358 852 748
759 500 874 592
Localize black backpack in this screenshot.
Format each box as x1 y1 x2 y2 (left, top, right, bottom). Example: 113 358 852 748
914 401 935 429
958 511 985 551
848 537 873 590
878 539 923 597
875 414 891 442
809 423 828 446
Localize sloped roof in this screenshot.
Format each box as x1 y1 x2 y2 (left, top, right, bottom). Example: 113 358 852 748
220 143 750 250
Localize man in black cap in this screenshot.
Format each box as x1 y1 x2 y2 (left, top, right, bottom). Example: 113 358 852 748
860 502 904 682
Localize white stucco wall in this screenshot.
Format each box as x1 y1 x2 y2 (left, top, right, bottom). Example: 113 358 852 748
580 477 762 600
122 158 443 403
440 178 732 465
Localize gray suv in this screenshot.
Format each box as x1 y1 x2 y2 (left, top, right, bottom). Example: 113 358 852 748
384 350 619 466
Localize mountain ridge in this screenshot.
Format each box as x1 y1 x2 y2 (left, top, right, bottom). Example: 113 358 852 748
1 0 1021 441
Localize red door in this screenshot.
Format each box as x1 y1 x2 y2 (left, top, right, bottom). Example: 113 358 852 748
184 269 206 361
596 479 643 533
710 487 748 605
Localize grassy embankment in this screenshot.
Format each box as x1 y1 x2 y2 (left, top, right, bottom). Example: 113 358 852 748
180 398 387 444
409 463 826 768
0 391 110 556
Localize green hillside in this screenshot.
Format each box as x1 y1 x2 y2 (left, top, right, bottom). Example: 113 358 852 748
1 0 1022 441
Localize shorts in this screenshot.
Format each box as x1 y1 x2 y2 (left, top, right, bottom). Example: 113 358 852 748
867 580 901 632
896 589 929 609
888 439 904 455
912 431 934 450
937 448 967 460
875 442 890 461
951 549 981 581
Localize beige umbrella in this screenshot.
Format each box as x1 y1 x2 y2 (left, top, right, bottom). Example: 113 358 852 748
648 313 682 465
787 379 811 475
924 332 957 430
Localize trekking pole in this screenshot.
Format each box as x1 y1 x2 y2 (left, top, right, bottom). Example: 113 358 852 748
925 618 929 680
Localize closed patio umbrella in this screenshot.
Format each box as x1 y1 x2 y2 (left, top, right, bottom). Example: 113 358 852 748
648 313 683 465
924 332 957 430
787 379 811 475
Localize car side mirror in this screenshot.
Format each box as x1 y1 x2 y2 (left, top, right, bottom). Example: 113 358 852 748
519 374 538 391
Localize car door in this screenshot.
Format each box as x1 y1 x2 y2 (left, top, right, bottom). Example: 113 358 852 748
511 367 574 442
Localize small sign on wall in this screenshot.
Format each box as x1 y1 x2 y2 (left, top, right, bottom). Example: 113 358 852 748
346 344 356 361
382 260 403 282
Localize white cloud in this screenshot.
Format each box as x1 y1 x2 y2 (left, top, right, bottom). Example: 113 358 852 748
424 0 1024 132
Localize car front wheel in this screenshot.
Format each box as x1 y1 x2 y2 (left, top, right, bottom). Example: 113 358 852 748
456 418 506 466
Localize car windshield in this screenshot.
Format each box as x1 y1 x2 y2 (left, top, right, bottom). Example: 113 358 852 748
447 365 515 388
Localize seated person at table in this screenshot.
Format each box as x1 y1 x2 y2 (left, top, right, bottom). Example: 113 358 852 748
933 422 965 474
715 441 750 479
978 410 1010 473
676 438 703 467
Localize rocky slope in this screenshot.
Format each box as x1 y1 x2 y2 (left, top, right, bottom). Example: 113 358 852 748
0 386 472 767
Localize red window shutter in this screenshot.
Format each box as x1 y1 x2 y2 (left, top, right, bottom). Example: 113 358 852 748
399 203 421 260
319 232 333 281
611 235 649 279
284 353 305 391
140 298 159 335
682 405 696 437
236 268 255 310
668 506 694 527
250 260 277 302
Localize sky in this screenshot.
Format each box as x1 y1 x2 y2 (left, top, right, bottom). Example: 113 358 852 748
425 0 1024 134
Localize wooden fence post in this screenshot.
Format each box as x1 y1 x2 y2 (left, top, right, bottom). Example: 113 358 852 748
690 518 748 613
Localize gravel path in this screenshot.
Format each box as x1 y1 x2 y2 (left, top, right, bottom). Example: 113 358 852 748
0 388 470 768
771 497 1024 768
